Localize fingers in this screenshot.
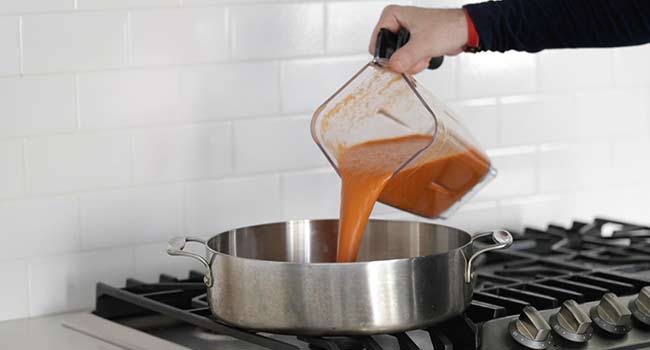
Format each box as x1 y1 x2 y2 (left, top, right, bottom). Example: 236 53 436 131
408 58 430 75
388 39 430 74
368 5 402 55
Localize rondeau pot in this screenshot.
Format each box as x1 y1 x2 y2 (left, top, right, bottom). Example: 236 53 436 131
167 219 512 335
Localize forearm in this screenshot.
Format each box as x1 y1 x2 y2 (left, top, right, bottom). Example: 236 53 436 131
464 0 650 52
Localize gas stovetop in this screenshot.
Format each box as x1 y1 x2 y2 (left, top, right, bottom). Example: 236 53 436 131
90 217 650 350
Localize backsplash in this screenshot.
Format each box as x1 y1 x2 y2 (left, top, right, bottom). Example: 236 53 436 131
1 0 649 321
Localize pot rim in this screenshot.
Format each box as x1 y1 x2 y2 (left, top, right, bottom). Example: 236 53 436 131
203 218 475 266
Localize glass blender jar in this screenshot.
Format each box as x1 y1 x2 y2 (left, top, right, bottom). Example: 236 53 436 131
311 28 495 219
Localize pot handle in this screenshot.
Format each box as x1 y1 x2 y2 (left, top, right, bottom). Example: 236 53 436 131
167 237 213 287
465 230 513 283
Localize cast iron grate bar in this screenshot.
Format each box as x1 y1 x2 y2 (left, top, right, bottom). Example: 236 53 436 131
472 292 529 315
568 275 636 295
541 279 608 300
392 333 420 350
522 283 585 303
509 259 587 272
95 282 300 350
159 273 180 282
427 330 453 350
300 337 340 350
496 287 558 309
188 307 211 316
191 294 209 308
465 300 506 322
475 273 520 286
359 336 383 350
432 316 479 349
592 271 650 289
577 248 650 264
628 245 650 255
125 278 206 292
300 336 368 350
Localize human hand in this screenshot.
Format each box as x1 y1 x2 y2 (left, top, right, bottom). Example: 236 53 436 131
368 5 469 74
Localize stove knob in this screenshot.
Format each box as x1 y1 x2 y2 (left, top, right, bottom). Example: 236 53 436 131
629 286 650 326
509 306 553 349
590 293 632 335
549 299 593 343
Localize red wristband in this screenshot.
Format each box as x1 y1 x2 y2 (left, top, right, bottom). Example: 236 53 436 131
463 8 480 51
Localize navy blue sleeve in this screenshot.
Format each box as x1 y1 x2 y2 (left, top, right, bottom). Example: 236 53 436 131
464 0 650 52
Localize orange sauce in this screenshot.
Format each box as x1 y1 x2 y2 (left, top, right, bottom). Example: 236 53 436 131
336 135 490 262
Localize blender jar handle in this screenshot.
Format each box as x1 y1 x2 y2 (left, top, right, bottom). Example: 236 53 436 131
374 27 444 70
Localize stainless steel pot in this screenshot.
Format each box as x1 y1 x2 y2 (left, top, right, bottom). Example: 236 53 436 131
167 219 512 335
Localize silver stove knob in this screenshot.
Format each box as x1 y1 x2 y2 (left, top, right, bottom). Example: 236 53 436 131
509 306 553 349
549 299 593 343
590 293 632 335
629 286 650 326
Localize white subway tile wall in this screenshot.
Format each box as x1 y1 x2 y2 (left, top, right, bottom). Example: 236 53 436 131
132 122 232 182
0 140 25 199
0 196 79 261
539 49 614 92
326 1 396 55
0 16 20 76
130 8 228 65
0 0 648 321
458 51 536 98
0 261 29 320
233 116 325 173
0 0 74 13
448 97 499 148
78 0 179 10
230 3 324 59
280 56 367 113
78 68 182 129
0 75 77 137
180 62 279 119
79 184 183 249
22 12 128 73
25 132 132 194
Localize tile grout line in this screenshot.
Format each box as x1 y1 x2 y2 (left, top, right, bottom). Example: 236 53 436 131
229 121 237 175
278 171 286 219
0 52 371 78
276 60 283 113
26 261 32 317
128 130 136 186
125 11 132 66
76 194 84 252
0 163 335 206
181 182 188 235
224 6 231 61
74 74 81 130
17 15 23 76
322 2 328 55
21 138 30 196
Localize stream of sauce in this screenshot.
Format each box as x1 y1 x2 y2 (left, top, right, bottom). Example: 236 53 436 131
336 135 490 262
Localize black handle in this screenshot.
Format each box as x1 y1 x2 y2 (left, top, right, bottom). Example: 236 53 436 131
374 28 444 70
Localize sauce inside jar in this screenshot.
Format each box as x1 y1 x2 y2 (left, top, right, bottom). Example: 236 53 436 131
336 134 490 262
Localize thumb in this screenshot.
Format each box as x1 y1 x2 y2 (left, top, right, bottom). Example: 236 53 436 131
388 39 430 74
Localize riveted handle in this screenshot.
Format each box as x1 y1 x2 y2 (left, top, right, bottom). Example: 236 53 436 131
465 230 513 283
167 237 213 287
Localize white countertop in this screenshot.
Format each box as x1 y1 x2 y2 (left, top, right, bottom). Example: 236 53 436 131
0 313 188 350
0 313 122 350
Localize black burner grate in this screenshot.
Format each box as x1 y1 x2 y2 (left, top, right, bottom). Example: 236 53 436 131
94 218 650 350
